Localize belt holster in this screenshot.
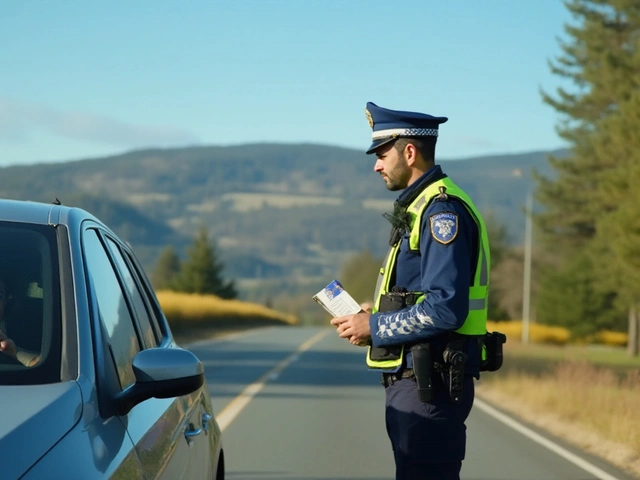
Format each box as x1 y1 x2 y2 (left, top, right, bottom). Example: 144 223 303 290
410 343 434 403
441 337 468 403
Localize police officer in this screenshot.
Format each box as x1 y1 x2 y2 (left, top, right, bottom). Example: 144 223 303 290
331 102 491 480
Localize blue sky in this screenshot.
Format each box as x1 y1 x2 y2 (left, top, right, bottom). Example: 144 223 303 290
0 0 573 166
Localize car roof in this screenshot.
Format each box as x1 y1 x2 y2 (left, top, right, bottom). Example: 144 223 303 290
0 198 101 230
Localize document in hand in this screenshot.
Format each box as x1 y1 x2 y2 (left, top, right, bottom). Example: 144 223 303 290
312 279 363 317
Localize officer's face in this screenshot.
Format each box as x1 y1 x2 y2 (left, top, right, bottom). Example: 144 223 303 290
373 143 411 191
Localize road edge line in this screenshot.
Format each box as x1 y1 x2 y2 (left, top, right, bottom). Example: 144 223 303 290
474 397 622 480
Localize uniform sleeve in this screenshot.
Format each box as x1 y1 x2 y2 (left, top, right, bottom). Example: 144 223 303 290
369 198 478 346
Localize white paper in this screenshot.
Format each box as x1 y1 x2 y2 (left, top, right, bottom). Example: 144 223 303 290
312 279 362 317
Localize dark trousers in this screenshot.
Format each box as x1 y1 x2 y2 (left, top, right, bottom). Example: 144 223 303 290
384 375 474 480
396 461 462 480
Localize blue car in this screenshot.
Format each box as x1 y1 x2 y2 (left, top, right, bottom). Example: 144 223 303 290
0 199 224 479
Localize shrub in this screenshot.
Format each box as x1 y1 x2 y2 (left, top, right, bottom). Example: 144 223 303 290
487 321 628 347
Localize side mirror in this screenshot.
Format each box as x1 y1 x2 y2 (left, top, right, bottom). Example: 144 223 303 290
114 347 204 416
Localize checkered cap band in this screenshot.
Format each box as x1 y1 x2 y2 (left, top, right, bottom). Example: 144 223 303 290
372 128 439 140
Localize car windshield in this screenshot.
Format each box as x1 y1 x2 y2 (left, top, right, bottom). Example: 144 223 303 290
0 221 61 385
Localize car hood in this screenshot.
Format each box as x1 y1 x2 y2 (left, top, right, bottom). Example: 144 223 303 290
0 382 82 479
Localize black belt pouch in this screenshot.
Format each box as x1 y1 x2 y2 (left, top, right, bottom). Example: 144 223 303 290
369 293 406 361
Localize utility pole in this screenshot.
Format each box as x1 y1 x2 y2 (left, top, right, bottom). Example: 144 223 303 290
522 191 533 344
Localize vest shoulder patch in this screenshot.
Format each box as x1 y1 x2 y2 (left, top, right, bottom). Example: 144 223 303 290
429 212 458 245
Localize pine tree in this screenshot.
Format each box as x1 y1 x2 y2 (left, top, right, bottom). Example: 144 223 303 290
150 245 181 290
591 91 640 352
172 227 237 299
537 0 640 249
534 0 640 341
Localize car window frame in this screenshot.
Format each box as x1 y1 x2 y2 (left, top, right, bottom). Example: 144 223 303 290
121 248 166 344
102 236 160 349
88 229 154 350
121 246 174 345
82 226 143 391
57 224 78 382
0 220 63 385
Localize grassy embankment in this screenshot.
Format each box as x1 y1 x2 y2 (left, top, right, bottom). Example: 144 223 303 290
156 290 298 343
480 321 640 478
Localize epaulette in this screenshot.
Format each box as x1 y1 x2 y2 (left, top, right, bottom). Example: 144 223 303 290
434 186 449 201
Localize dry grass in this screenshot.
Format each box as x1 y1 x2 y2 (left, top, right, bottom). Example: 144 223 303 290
220 193 343 211
479 343 640 478
156 290 299 331
126 193 171 205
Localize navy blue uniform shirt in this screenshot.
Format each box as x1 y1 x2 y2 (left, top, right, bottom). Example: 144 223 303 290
368 165 481 375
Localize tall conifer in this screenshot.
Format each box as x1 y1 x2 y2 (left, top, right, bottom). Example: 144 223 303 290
173 227 237 299
591 91 640 353
535 0 640 343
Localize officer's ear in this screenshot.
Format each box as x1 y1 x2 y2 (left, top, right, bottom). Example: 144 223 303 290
403 143 419 167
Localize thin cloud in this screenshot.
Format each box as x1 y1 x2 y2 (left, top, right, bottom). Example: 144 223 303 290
0 97 200 147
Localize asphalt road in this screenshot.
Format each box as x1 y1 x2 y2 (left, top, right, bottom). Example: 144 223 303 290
187 326 636 480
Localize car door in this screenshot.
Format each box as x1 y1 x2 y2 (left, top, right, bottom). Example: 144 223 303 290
104 234 215 479
82 228 194 480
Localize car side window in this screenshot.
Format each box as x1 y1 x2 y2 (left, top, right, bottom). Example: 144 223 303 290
104 237 158 348
122 250 164 342
83 229 140 389
124 249 167 341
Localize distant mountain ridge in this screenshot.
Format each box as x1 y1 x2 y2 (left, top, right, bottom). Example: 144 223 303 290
0 143 564 292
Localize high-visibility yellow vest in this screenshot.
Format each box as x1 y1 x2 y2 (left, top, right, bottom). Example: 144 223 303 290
366 176 490 369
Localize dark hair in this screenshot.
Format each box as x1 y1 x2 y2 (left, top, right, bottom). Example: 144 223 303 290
393 136 437 163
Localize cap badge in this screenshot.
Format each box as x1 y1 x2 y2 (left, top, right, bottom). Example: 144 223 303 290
365 108 374 128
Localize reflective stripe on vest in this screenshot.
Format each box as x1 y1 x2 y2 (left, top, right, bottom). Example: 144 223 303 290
367 177 490 369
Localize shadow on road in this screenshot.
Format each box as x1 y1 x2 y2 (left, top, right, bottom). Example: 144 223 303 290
226 473 390 480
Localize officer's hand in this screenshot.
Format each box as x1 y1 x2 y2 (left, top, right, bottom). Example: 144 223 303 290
330 313 371 346
350 337 369 347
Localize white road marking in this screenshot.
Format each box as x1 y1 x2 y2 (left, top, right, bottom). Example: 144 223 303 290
215 329 330 432
474 398 622 480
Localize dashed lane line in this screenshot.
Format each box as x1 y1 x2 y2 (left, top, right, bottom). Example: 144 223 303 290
215 329 330 432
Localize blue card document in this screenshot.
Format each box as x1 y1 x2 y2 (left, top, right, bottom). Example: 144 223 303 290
312 279 362 317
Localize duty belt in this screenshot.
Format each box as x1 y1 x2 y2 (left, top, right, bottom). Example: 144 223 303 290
381 368 414 387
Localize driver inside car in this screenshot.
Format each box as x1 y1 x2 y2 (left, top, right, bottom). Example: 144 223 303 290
0 274 41 367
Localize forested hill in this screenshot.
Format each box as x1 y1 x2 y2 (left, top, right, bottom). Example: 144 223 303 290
0 143 563 288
